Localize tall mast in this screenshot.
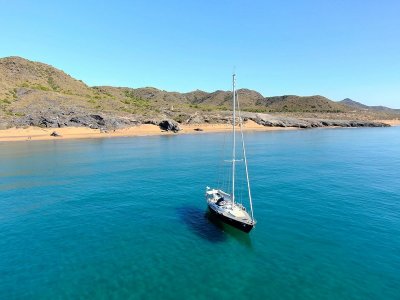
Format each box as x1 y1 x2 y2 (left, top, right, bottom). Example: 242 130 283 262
232 73 236 206
236 93 255 222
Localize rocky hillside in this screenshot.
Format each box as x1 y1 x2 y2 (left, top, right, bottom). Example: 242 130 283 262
0 56 92 97
0 56 397 130
259 95 349 113
339 98 370 110
339 98 400 113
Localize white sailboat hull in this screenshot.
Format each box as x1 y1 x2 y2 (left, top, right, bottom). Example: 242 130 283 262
206 188 256 233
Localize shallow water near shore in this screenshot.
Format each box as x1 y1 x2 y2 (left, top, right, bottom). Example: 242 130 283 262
1 127 399 299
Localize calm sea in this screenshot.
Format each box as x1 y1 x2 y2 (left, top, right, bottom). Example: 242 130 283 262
1 127 399 299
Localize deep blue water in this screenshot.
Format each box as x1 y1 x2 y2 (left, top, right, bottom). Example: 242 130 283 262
1 127 399 299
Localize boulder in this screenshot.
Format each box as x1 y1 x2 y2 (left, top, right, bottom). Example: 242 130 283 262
50 131 60 137
159 119 180 132
90 114 106 126
38 116 53 128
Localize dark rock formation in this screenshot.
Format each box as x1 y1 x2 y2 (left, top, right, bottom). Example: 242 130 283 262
90 114 105 126
5 109 390 132
50 131 60 137
247 113 389 128
10 111 141 130
158 119 180 132
38 116 54 128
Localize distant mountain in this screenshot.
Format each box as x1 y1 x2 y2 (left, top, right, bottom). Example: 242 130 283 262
339 98 370 110
369 105 400 112
339 98 399 113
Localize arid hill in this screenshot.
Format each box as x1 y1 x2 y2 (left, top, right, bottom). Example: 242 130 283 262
0 56 398 129
339 98 400 113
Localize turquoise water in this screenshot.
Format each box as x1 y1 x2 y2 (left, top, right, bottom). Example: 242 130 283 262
1 127 399 299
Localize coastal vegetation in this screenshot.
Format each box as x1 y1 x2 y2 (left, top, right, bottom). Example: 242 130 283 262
0 56 398 130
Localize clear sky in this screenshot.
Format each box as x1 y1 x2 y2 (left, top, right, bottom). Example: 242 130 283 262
1 0 399 107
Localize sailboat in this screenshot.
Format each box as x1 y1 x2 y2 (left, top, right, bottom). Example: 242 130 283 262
205 74 256 233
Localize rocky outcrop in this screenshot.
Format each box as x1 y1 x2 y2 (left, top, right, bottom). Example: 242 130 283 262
50 131 60 137
191 112 389 128
248 113 389 128
251 113 311 128
4 109 389 131
158 120 180 132
184 112 204 124
143 119 181 132
11 112 140 129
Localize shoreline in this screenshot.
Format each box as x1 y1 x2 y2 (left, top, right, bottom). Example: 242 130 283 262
0 119 398 143
0 120 296 142
374 119 400 126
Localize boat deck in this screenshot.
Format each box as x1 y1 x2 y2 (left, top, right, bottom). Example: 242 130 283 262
206 188 255 225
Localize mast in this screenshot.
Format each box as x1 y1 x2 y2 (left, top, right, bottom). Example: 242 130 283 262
236 93 255 222
232 73 236 206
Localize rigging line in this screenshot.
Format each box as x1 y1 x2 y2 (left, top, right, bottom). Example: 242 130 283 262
216 129 227 189
221 161 226 192
226 161 232 196
239 174 243 205
236 91 255 221
224 164 228 192
223 135 230 192
241 166 247 204
232 73 236 206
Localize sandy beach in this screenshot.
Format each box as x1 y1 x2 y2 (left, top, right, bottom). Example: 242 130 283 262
0 120 296 142
1 119 397 143
375 119 400 126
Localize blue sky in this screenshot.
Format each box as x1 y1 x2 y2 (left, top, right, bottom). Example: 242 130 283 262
1 0 399 107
